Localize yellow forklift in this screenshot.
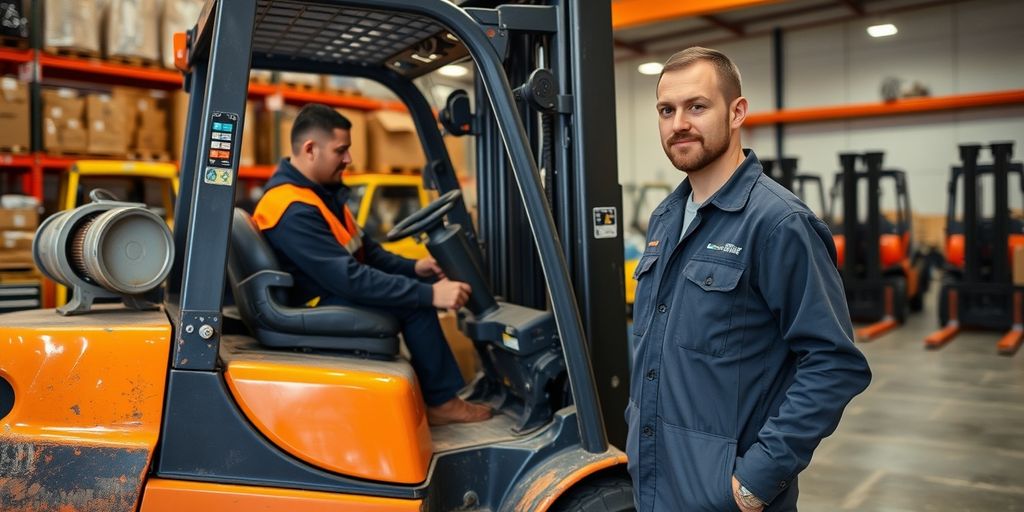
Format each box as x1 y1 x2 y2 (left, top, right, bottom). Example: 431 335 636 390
0 1 631 511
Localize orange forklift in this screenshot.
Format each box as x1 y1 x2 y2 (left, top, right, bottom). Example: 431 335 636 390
925 142 1024 354
829 152 932 341
0 1 633 511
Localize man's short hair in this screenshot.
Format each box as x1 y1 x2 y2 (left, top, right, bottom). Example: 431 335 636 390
659 46 742 103
291 103 352 154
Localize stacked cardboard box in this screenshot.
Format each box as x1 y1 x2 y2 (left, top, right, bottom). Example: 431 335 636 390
107 0 160 62
0 196 39 270
258 105 299 165
42 88 88 153
279 72 320 89
912 214 947 251
336 107 367 171
0 77 29 152
86 91 131 155
367 110 425 171
44 0 101 54
118 88 169 155
161 0 205 69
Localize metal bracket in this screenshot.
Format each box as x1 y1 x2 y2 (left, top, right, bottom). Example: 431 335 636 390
466 5 558 59
173 309 222 369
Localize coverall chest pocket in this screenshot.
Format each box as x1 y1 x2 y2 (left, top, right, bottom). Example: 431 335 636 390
631 252 660 336
676 258 746 356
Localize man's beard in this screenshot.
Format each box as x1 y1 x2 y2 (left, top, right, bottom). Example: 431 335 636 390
664 131 729 174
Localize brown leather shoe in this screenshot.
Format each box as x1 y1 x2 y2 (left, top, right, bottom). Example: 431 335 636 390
427 397 492 425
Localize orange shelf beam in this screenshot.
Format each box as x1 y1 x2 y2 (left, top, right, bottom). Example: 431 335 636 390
238 165 275 180
0 154 34 167
39 52 183 87
0 48 33 64
612 0 785 30
745 89 1024 126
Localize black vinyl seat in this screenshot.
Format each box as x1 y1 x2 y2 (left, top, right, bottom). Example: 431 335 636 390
227 208 400 356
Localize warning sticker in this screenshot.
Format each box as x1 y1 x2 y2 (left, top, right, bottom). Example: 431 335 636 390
204 166 233 186
593 207 618 239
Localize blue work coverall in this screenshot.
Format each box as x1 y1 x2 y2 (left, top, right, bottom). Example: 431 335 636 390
258 159 464 406
626 149 871 511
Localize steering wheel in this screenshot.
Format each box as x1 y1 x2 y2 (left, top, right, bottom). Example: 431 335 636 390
386 189 461 242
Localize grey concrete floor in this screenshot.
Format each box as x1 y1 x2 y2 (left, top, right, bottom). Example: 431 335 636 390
798 290 1024 511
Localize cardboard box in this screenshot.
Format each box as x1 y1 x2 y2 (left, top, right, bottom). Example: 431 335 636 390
279 72 320 89
444 135 472 177
438 311 480 384
161 0 205 69
86 93 130 155
336 108 367 171
912 214 947 250
258 105 299 164
0 208 38 231
44 0 100 53
0 77 29 152
107 0 159 62
42 88 88 153
367 110 425 171
1 230 33 251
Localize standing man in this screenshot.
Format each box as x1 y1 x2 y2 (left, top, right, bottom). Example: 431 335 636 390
254 104 490 425
625 47 871 511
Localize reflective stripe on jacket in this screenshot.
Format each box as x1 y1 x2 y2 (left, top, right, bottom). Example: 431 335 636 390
254 183 365 262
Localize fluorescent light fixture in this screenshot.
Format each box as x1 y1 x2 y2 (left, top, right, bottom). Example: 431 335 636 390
867 23 898 38
438 64 469 78
637 62 663 75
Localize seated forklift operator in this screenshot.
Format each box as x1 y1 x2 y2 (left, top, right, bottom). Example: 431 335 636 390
254 104 491 425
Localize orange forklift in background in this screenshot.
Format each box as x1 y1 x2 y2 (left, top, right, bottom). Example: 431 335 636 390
926 142 1024 354
0 1 633 511
829 152 932 341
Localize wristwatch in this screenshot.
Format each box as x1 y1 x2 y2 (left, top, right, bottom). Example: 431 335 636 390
736 484 765 509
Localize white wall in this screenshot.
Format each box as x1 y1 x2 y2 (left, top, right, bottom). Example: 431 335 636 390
616 0 1024 227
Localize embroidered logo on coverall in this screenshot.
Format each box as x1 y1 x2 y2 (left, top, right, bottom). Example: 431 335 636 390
707 242 743 255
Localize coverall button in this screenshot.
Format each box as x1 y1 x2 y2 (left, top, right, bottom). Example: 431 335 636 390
779 481 788 488
646 369 657 380
642 425 654 437
704 276 714 286
657 304 667 313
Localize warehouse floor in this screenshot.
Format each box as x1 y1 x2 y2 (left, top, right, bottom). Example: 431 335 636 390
799 290 1024 511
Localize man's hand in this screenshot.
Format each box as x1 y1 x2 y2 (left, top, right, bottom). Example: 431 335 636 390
432 279 471 310
415 257 445 279
732 476 765 512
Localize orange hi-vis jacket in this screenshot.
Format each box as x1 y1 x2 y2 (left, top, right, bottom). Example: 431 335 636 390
253 183 365 262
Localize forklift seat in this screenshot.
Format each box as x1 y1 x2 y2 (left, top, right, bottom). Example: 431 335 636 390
227 208 400 356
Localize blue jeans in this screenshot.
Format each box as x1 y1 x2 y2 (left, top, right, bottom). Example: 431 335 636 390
319 296 465 406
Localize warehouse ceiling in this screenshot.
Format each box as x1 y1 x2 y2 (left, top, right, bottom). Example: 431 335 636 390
612 0 970 59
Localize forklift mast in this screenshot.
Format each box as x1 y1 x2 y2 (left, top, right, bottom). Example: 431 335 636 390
470 0 629 446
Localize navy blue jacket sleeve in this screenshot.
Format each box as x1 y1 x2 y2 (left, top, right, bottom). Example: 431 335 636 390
263 203 433 308
734 212 871 504
361 233 419 278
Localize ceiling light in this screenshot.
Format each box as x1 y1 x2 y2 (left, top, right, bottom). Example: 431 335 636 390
438 65 469 78
637 62 663 75
867 24 898 38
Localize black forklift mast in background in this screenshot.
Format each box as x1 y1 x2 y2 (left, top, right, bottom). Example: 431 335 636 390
763 157 830 223
926 142 1024 355
831 151 929 341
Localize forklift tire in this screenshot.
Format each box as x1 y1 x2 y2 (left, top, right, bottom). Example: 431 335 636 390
550 475 636 512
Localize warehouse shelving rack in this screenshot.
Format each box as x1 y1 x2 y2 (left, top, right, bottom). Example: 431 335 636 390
0 33 408 201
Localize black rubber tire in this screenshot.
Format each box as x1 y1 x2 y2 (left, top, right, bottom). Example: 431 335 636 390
549 475 636 512
938 285 950 328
